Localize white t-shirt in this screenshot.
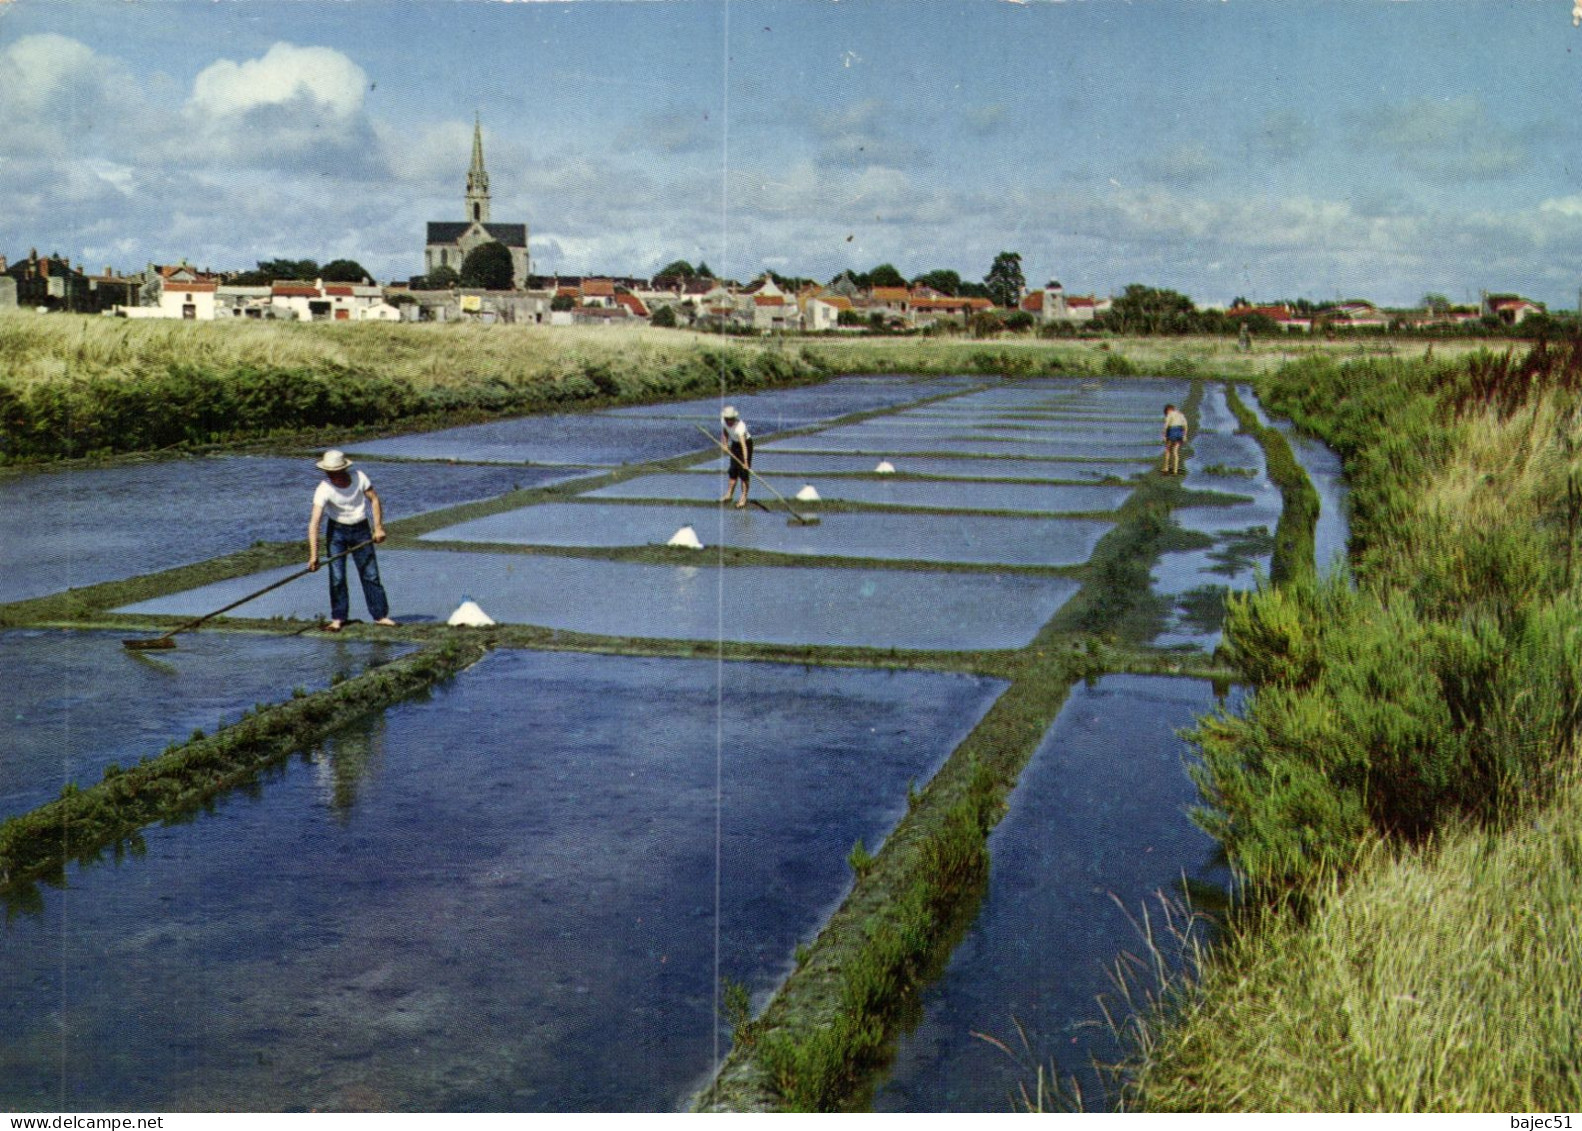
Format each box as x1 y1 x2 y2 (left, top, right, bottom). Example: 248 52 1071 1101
725 419 751 445
314 469 373 525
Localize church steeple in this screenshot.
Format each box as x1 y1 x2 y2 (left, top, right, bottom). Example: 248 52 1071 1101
466 114 490 224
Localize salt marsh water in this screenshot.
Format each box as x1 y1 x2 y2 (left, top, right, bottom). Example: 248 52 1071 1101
0 458 572 605
1152 385 1281 649
1236 386 1350 578
0 650 1005 1111
344 377 973 466
421 502 1113 567
0 629 409 821
2 374 1332 1112
697 453 1149 481
117 550 1082 650
596 375 978 429
586 472 1133 514
876 675 1235 1112
765 435 1161 459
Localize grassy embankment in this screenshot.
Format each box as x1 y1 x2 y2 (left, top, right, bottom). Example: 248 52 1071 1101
0 310 1492 464
0 316 821 462
1119 342 1582 1110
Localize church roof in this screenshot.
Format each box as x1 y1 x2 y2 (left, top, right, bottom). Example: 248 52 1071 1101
426 221 527 248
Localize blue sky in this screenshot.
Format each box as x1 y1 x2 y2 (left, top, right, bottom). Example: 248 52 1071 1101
3 0 1581 308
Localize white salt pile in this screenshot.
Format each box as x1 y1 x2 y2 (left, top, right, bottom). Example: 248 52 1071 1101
448 598 496 627
874 460 896 474
795 485 821 502
667 525 704 549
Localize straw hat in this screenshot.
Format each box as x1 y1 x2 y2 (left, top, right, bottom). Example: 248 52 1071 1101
316 449 353 472
721 406 739 421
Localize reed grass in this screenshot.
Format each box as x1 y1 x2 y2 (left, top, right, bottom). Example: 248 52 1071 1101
1127 337 1582 1111
1125 783 1582 1111
0 315 824 462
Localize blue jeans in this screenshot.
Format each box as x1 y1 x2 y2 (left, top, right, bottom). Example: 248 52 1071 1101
325 519 390 622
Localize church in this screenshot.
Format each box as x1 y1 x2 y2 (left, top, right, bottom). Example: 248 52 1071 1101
424 117 529 289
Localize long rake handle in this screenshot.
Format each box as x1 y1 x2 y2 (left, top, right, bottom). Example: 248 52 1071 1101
150 540 372 641
693 424 814 521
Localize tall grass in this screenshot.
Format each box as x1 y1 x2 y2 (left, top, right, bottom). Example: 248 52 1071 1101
1127 337 1582 1110
1125 783 1582 1111
0 316 823 461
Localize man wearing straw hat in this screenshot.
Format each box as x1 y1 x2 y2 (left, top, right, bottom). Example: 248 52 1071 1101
719 406 753 509
308 449 396 631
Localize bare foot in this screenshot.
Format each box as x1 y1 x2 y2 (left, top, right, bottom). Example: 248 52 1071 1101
735 501 746 509
325 620 343 633
375 618 397 627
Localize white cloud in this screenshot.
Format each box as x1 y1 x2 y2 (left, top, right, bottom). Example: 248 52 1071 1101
180 43 385 174
0 34 147 157
187 42 368 121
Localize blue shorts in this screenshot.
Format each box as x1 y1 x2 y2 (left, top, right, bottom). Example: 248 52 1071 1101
1166 426 1185 443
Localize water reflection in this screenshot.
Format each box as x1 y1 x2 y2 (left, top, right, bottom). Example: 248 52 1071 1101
876 675 1239 1112
0 651 1005 1111
312 715 389 817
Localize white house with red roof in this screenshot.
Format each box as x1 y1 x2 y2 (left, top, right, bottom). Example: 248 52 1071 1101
1483 292 1546 325
117 280 218 320
1032 282 1112 324
1226 303 1313 332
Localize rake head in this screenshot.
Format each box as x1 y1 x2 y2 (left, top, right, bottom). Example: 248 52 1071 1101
122 637 178 651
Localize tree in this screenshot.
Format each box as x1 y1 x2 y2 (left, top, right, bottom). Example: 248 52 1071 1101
695 261 714 279
459 241 514 290
258 258 319 281
867 263 907 289
657 259 696 279
1421 292 1452 314
650 304 679 328
415 266 459 291
321 259 372 284
983 251 1025 310
1105 284 1198 334
912 269 961 296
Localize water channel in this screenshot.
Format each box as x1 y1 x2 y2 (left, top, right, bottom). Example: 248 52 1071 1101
0 374 1346 1111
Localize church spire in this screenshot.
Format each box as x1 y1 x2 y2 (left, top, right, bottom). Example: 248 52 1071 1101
466 114 490 224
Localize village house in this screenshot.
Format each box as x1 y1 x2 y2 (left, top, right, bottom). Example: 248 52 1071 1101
911 294 992 329
1032 281 1112 324
801 293 850 332
1483 292 1546 325
1226 303 1314 332
1323 300 1390 330
3 250 92 312
118 280 218 320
